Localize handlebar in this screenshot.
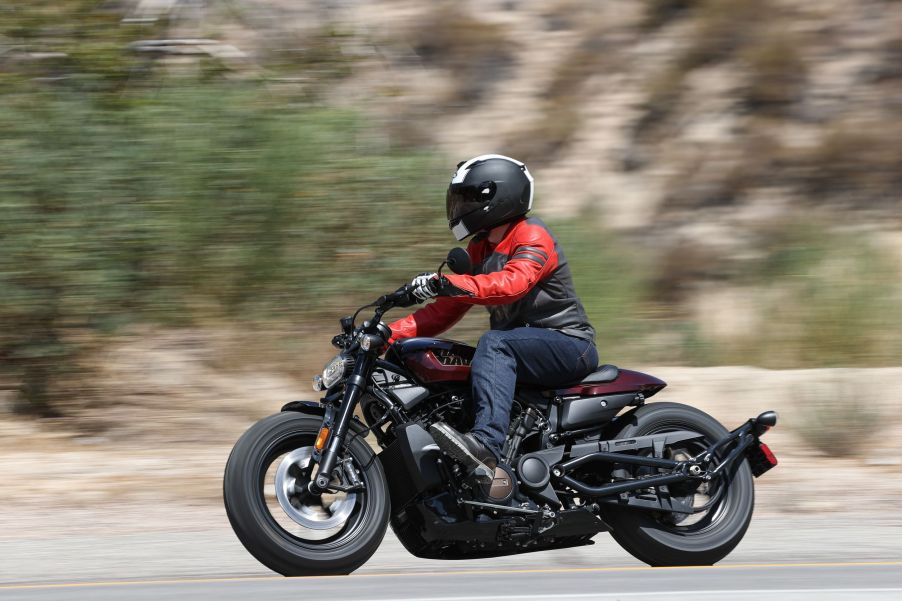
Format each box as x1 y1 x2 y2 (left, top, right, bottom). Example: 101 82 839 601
374 283 419 310
338 283 421 349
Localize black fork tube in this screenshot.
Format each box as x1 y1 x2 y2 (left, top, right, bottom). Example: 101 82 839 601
308 352 375 494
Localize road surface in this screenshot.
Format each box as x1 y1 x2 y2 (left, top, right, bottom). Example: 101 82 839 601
1 562 901 601
1 510 901 600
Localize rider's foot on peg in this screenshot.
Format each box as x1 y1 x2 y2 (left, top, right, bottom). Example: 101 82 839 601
429 423 497 482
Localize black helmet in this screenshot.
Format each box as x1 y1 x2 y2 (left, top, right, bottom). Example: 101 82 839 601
446 154 534 241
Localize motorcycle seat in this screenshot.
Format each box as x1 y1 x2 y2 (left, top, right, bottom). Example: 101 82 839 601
572 364 620 385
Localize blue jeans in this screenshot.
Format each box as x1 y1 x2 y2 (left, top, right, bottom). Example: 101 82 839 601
469 327 598 458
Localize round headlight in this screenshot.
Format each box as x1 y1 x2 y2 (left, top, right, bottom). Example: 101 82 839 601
321 354 350 389
312 374 325 392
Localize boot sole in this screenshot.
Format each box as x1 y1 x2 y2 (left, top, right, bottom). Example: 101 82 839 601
429 423 494 481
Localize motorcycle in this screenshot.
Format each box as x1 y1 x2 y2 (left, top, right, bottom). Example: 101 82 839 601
223 248 779 575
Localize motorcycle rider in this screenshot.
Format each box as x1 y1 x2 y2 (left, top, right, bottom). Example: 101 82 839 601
387 154 598 479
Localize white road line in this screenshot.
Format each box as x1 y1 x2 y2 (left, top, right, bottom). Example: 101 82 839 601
348 590 902 601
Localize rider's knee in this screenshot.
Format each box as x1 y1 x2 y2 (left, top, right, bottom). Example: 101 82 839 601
477 329 506 349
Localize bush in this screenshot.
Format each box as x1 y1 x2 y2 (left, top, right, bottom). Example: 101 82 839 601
641 0 699 30
792 377 885 457
723 220 902 367
0 0 162 97
741 30 807 113
679 0 766 70
790 124 902 206
0 84 449 414
506 29 607 164
408 6 515 106
549 217 655 357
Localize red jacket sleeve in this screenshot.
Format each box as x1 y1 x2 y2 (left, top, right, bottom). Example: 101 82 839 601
441 225 558 305
387 297 471 343
387 240 485 343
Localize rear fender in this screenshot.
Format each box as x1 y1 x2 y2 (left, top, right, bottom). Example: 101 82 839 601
598 404 644 441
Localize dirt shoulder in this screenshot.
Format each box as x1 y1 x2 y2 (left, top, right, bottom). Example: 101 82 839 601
2 361 901 533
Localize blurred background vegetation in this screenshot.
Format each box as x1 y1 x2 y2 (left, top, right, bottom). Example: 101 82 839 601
1 0 901 417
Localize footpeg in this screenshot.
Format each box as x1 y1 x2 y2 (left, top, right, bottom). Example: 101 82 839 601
472 463 494 482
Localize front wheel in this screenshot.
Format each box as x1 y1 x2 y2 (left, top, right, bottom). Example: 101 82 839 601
602 402 754 566
223 412 389 576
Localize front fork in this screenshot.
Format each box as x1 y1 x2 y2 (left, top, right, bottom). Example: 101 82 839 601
307 352 376 495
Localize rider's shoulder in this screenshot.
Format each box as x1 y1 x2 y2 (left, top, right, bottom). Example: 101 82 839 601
508 216 554 248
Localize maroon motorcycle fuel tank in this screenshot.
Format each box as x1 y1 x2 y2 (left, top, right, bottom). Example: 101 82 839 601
389 337 475 384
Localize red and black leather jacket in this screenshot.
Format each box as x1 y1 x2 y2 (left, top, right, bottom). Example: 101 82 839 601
388 217 595 343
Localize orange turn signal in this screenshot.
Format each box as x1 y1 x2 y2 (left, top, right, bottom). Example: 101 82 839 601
314 427 330 451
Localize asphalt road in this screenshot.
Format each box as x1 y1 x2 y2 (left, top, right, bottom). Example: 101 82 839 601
2 562 901 601
2 509 901 600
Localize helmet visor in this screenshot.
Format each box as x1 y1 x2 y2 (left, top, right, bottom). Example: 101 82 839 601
446 182 493 221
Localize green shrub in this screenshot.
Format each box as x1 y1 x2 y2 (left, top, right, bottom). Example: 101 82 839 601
549 217 655 357
724 220 902 367
0 84 449 413
1 0 163 97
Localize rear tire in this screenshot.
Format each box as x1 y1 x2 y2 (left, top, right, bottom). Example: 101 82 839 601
223 412 389 576
601 402 754 566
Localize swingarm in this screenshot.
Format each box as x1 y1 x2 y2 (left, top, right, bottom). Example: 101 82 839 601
552 411 779 503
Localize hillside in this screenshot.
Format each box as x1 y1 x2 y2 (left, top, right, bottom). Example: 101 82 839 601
231 0 902 364
2 0 901 419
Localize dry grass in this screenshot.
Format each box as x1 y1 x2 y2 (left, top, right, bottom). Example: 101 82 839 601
741 29 807 113
407 6 516 106
679 0 767 70
650 239 726 305
788 123 902 205
657 131 782 208
641 0 699 30
791 378 886 457
506 27 609 164
634 0 783 136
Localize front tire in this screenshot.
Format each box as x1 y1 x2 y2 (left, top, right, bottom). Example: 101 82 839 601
602 402 754 566
223 412 389 576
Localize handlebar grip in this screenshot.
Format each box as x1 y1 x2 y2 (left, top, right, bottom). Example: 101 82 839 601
391 284 420 308
375 284 419 309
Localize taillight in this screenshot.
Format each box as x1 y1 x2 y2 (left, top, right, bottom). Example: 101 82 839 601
759 442 778 466
746 442 778 477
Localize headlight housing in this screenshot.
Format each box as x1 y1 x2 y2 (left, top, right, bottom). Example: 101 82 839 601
320 354 352 390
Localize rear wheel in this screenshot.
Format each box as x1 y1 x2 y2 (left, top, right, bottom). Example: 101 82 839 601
223 412 389 576
601 402 754 566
